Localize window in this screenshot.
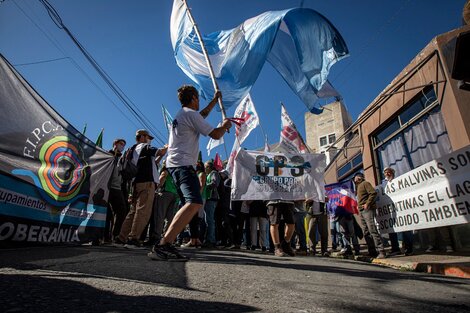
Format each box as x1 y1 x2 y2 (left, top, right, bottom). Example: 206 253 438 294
352 154 363 168
337 162 352 178
399 88 437 125
319 136 327 146
328 133 336 144
375 120 400 143
372 87 451 178
337 153 363 179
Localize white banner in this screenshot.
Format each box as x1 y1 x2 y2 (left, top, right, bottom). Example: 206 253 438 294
231 150 326 201
375 145 470 234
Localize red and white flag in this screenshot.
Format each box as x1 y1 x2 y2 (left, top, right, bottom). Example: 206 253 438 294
279 104 308 154
226 94 259 174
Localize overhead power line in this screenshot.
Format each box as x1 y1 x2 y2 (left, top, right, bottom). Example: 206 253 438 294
37 0 167 145
13 56 70 66
11 0 142 137
15 1 146 133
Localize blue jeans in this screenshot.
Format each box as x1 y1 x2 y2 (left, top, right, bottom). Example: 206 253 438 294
338 215 360 252
204 200 217 244
330 219 343 249
168 166 203 205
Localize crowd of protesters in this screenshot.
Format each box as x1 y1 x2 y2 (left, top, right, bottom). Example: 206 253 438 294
101 85 456 261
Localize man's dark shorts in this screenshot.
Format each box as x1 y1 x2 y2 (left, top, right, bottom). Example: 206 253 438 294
168 166 203 205
267 202 295 225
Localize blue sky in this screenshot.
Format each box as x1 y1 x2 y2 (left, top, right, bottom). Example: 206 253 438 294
0 0 466 159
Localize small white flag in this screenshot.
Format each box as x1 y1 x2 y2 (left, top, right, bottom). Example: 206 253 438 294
206 122 224 156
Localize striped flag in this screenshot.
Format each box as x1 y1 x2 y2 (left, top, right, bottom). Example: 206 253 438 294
170 0 348 113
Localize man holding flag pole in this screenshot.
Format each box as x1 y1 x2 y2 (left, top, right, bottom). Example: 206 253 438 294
155 0 349 260
148 86 232 261
149 0 232 261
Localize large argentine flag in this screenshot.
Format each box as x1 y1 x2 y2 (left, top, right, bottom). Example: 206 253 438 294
170 0 349 114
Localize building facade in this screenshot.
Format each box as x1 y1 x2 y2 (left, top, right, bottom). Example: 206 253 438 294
324 26 470 250
305 100 353 164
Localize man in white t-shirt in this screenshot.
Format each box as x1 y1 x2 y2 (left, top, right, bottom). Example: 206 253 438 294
149 85 232 261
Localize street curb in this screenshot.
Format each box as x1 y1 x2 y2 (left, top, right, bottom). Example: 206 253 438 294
413 262 470 278
331 253 470 279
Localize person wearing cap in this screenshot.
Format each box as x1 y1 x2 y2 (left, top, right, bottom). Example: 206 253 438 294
148 85 232 261
354 172 387 259
118 129 167 249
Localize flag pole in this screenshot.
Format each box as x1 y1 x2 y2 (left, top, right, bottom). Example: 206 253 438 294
223 141 229 160
182 0 228 121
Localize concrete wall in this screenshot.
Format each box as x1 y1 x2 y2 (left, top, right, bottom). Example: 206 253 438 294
305 101 352 157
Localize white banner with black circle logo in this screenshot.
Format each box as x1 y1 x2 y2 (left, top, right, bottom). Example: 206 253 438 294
231 150 326 201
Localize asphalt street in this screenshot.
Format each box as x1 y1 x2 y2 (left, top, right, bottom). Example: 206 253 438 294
1 245 469 313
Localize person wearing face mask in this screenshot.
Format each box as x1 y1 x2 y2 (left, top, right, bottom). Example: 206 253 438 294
107 139 128 244
117 130 168 249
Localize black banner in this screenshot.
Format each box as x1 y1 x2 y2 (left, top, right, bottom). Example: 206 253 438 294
0 54 114 243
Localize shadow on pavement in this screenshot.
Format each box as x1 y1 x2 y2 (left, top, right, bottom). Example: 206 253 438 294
185 249 470 286
0 245 191 289
0 273 258 313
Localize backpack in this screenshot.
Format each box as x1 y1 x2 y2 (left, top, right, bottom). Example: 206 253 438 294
120 144 138 181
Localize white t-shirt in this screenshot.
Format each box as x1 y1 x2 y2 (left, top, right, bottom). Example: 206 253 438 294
166 107 214 168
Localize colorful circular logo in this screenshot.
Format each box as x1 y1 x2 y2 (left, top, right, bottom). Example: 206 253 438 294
38 136 89 203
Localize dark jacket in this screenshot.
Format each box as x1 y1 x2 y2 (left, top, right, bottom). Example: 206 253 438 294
134 144 159 184
356 180 377 210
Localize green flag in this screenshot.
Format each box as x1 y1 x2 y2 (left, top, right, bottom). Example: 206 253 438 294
96 128 104 148
82 123 87 135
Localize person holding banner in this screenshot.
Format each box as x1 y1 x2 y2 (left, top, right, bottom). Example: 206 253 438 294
267 200 297 257
354 172 387 259
148 85 232 261
383 167 413 256
306 200 329 257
